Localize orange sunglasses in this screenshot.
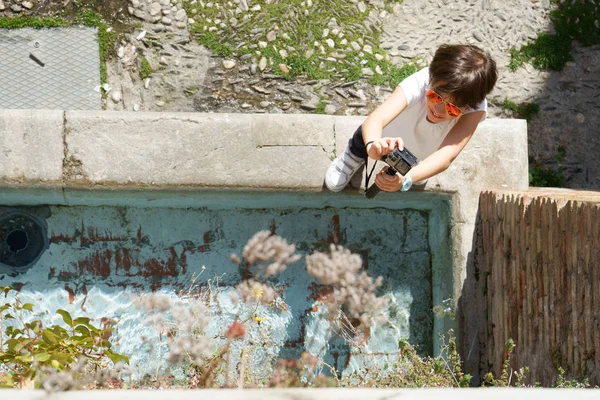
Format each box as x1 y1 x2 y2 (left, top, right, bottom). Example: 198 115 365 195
426 89 463 117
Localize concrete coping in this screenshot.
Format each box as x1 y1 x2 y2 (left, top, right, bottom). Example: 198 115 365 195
0 110 527 195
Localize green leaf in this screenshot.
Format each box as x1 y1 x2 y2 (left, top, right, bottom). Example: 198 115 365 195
0 373 14 388
21 303 34 312
56 309 73 326
42 329 60 344
106 351 129 365
73 317 92 328
34 353 51 362
50 359 60 369
74 325 91 337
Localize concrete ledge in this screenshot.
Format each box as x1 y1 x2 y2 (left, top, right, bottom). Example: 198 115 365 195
0 109 64 184
0 110 527 195
1 389 597 400
0 110 528 372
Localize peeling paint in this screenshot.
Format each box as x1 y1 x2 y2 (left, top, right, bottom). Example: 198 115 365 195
0 196 450 378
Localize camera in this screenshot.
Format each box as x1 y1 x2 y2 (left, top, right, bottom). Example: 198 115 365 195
365 146 418 199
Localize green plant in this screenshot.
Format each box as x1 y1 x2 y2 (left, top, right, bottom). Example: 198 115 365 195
555 366 590 388
0 286 128 388
183 0 416 85
75 10 117 85
482 339 515 387
0 16 67 29
342 331 471 388
509 33 572 72
313 99 327 114
500 98 540 122
509 0 600 72
140 57 153 80
529 157 566 188
551 0 600 46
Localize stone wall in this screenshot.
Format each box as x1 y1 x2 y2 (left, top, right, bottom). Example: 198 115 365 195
475 188 600 386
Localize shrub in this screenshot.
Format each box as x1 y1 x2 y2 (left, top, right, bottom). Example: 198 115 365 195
0 285 128 389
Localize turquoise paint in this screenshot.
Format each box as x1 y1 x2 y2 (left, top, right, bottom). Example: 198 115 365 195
0 190 454 380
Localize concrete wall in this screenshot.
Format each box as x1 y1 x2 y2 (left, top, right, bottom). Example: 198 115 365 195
475 188 600 386
0 110 529 379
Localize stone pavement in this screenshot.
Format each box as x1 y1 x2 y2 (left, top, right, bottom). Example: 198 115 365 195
102 0 599 189
0 0 596 188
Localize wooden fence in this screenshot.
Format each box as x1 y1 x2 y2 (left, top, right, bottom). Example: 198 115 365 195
475 189 600 386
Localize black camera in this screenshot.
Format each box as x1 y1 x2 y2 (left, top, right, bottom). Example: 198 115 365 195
365 147 418 199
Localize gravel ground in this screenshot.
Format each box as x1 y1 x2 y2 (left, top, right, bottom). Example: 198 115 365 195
2 0 598 189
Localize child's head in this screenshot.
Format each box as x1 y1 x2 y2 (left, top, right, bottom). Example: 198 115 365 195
429 44 498 110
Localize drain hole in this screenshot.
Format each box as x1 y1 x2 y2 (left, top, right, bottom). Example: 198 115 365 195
7 230 29 253
0 211 48 271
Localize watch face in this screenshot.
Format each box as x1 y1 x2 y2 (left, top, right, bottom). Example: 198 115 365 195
402 177 412 192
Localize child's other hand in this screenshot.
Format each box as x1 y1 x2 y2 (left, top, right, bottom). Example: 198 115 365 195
367 137 404 160
375 166 404 192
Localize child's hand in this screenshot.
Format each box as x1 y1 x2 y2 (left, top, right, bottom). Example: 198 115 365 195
366 137 404 160
375 166 405 192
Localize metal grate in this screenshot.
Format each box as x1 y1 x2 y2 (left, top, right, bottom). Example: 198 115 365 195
0 27 101 110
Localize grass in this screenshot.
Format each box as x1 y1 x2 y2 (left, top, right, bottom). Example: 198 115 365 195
139 57 153 80
499 98 540 122
183 0 415 86
509 0 600 71
0 16 67 28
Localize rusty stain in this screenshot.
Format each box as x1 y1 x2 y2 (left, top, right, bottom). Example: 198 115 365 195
270 219 277 235
64 284 76 304
328 215 345 244
101 317 115 340
150 281 161 292
308 282 334 302
50 233 78 243
77 250 112 278
114 247 185 278
137 225 143 241
80 284 88 312
80 221 126 245
48 267 56 278
115 248 134 275
331 352 340 372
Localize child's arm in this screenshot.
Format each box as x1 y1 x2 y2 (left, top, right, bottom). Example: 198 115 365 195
374 111 485 192
362 86 408 158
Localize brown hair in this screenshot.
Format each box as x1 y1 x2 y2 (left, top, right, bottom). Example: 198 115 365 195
429 44 498 109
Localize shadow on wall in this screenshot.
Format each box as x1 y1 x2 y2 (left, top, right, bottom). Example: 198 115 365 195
502 2 600 190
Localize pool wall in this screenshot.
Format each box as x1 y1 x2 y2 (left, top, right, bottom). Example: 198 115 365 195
0 110 528 378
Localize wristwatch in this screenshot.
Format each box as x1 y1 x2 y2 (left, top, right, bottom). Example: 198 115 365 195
401 175 413 192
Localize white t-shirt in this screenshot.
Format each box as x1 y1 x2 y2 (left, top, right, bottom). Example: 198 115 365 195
382 67 487 161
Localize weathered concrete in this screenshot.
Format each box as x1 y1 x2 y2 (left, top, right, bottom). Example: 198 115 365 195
0 109 64 184
0 111 529 378
64 111 331 190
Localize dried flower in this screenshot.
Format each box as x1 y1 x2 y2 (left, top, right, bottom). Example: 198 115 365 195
235 279 278 305
242 231 301 276
305 244 388 339
225 321 246 339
